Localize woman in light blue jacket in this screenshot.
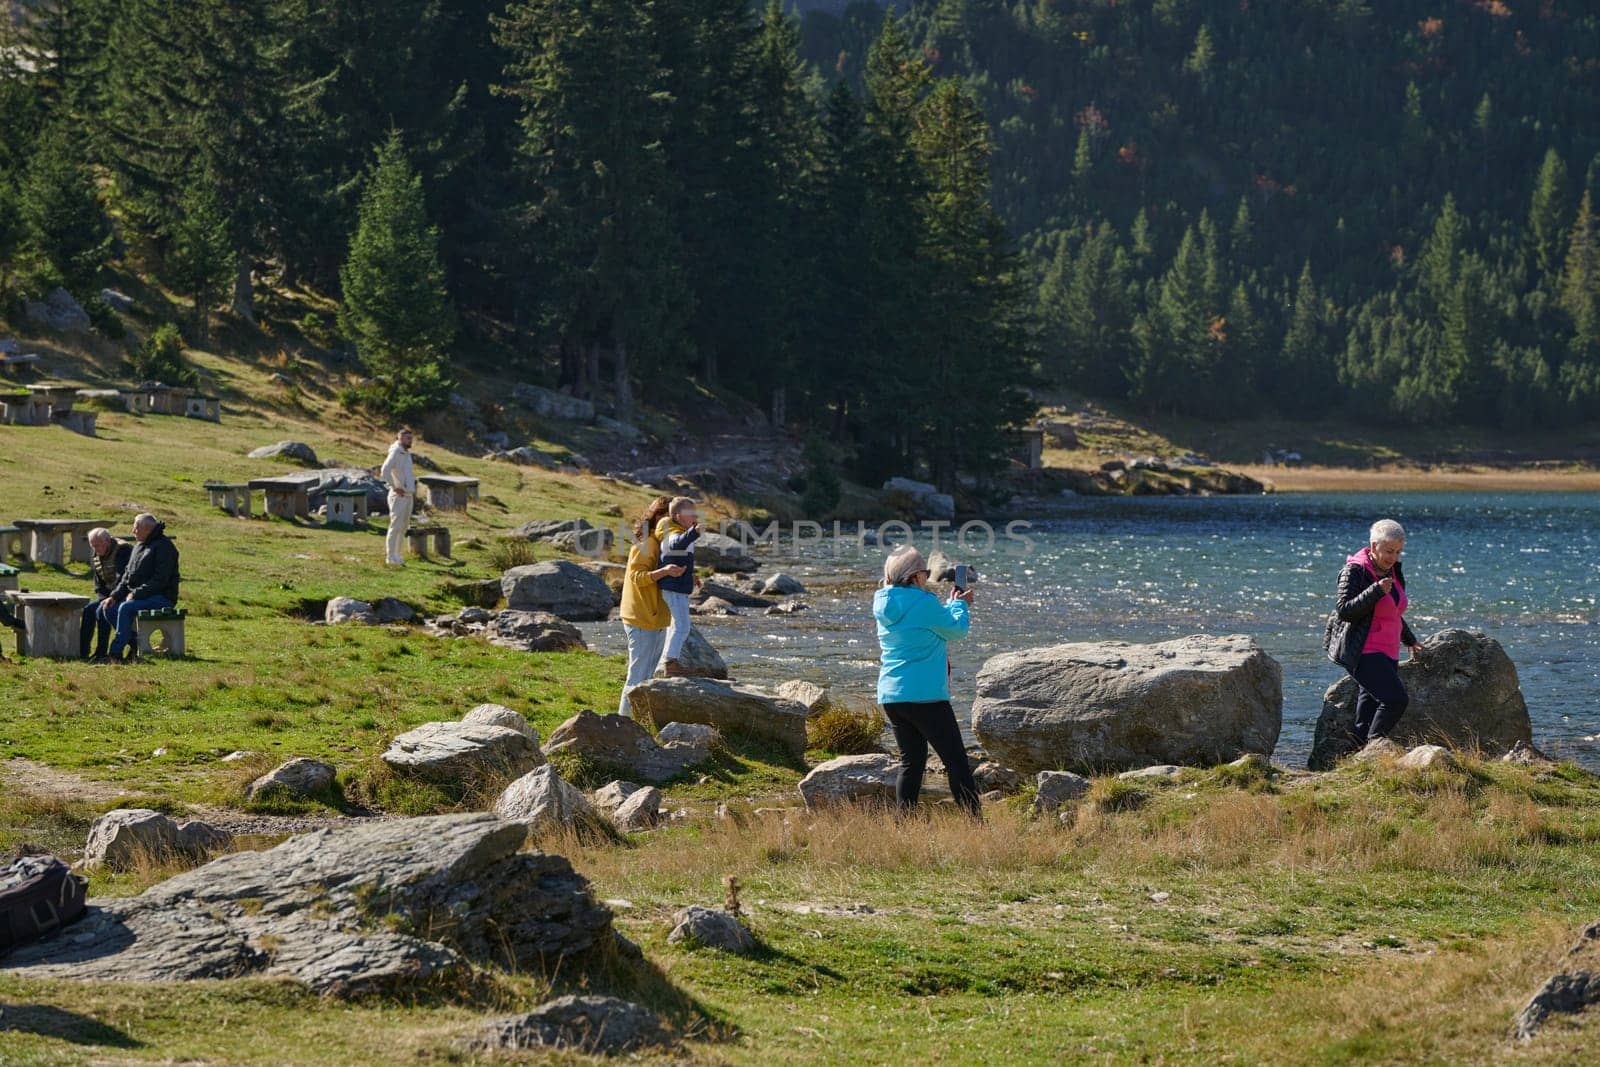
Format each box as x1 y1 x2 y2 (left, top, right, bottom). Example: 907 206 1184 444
874 545 980 815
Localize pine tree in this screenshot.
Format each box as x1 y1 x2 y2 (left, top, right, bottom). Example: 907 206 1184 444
18 124 111 294
1278 262 1330 416
1559 191 1598 334
166 177 234 344
338 133 455 419
1184 24 1215 91
1230 197 1254 264
1529 148 1570 282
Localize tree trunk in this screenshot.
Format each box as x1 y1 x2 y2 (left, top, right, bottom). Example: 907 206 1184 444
770 385 786 430
614 339 633 423
230 260 255 324
584 342 601 400
557 339 579 391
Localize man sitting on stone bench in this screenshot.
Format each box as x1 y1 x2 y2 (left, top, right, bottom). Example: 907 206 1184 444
82 526 132 661
100 513 181 663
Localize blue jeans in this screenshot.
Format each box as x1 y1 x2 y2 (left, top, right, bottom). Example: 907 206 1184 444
81 599 117 658
662 591 692 660
108 596 175 658
620 624 667 715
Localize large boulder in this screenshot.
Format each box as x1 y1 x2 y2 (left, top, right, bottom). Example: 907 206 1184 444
971 635 1283 775
245 757 337 801
484 609 587 652
677 626 728 678
694 580 774 608
514 518 594 542
492 765 600 831
24 287 90 332
1 814 614 996
502 560 615 621
627 678 809 759
462 703 537 740
306 468 387 514
668 906 755 955
881 477 955 521
83 809 232 871
543 709 708 783
761 573 806 596
694 531 758 573
512 383 596 421
455 996 675 1055
798 753 900 809
549 527 614 556
248 440 320 466
1310 630 1533 770
325 597 377 625
381 721 544 784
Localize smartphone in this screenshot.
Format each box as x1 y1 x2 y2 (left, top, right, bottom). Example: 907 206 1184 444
953 564 969 592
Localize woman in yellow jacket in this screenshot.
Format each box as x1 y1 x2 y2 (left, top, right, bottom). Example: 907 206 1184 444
618 496 686 715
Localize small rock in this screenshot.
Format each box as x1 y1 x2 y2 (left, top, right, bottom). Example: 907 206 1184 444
1225 753 1273 773
1348 737 1406 765
84 809 231 871
657 722 720 749
1502 739 1554 765
613 787 662 831
667 906 756 955
760 573 806 596
219 751 256 763
798 753 900 809
371 597 415 624
454 995 674 1055
764 600 807 616
492 765 599 831
972 761 1025 794
248 440 320 466
462 704 537 740
1117 765 1184 781
690 596 739 616
246 757 337 801
325 597 377 625
1032 770 1091 814
382 721 544 784
591 780 642 817
1150 891 1171 904
1396 744 1456 771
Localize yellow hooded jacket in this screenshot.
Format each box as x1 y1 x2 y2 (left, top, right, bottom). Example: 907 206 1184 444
620 526 671 629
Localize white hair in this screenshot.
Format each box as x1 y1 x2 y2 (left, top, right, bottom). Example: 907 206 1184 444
1369 519 1406 546
87 527 111 544
133 513 157 531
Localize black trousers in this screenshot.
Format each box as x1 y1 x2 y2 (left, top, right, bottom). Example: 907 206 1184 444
1352 652 1409 742
882 701 981 816
81 599 113 659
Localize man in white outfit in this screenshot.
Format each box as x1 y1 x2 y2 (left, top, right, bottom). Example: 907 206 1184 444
380 427 416 566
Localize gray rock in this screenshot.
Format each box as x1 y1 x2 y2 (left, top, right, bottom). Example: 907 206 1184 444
677 626 728 679
881 477 955 521
83 809 231 871
595 415 645 441
613 787 662 831
25 287 90 332
1502 739 1554 766
245 758 336 801
798 754 900 809
512 383 595 421
248 440 320 466
591 780 643 817
549 526 614 556
1514 920 1600 1041
325 597 376 625
667 906 755 955
694 531 758 573
628 678 810 758
761 573 806 596
1396 744 1456 771
775 679 841 719
515 518 594 542
381 721 544 784
1348 737 1406 765
691 596 739 616
1309 629 1533 770
1117 765 1184 781
99 287 135 312
1032 770 1091 814
305 468 387 513
484 609 587 652
492 765 598 830
925 549 976 584
971 635 1283 775
972 760 1025 794
2 814 613 996
657 721 720 749
695 579 773 608
455 995 674 1055
462 704 536 740
490 446 559 468
502 560 616 621
764 600 807 616
543 709 707 783
371 597 414 623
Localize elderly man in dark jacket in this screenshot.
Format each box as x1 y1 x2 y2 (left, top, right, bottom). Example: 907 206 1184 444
102 514 181 662
81 527 133 660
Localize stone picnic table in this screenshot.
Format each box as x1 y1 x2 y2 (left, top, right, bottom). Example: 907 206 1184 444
417 475 480 512
247 474 317 520
12 518 112 566
12 591 92 658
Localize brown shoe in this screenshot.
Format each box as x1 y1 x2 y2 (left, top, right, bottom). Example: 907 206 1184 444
663 658 688 677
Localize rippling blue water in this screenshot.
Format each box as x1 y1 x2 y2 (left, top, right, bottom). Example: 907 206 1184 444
586 492 1600 768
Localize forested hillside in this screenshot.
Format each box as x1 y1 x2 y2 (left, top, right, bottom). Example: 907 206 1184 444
803 0 1600 428
0 1 1030 490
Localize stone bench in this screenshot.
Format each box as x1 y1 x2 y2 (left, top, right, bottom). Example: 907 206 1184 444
51 408 96 436
135 607 187 658
204 483 253 518
406 526 452 560
417 475 479 512
0 526 22 560
185 395 221 422
0 393 51 426
248 478 313 520
325 488 370 527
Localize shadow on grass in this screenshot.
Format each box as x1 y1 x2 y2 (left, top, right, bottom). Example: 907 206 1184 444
0 1003 143 1048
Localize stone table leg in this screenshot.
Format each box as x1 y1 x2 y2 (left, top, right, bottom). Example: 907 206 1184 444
69 527 95 564
30 530 64 567
21 605 77 658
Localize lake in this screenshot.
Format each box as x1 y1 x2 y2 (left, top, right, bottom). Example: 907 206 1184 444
584 492 1600 769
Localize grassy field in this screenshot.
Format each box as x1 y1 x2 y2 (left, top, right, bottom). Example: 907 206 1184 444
4 336 1600 1063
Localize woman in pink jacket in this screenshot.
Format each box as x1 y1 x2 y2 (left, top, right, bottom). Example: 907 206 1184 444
1333 519 1425 745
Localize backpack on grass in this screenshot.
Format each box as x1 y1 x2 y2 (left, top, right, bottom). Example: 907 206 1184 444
0 855 88 957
